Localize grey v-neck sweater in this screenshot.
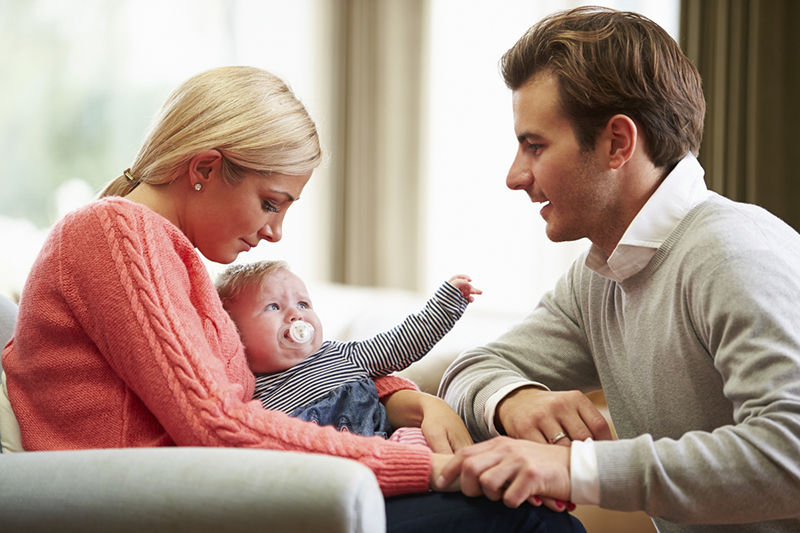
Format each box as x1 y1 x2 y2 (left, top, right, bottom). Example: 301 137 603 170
442 194 800 532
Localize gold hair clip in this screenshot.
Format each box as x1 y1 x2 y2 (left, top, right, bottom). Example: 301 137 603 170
123 169 136 182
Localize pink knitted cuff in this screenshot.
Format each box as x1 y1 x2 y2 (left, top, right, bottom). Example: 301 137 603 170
374 375 419 398
370 440 432 496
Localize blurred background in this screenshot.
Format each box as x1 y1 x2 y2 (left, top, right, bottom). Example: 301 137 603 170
4 3 799 531
4 0 799 319
0 0 679 312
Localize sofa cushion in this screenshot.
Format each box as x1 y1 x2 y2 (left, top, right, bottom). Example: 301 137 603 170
0 294 18 453
0 294 15 360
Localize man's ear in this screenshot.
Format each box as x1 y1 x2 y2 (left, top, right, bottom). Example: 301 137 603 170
602 115 637 170
188 149 223 188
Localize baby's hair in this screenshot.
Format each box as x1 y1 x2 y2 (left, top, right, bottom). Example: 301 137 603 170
216 260 290 307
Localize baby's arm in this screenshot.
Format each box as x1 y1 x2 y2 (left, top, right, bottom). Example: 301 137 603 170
344 281 473 375
448 274 482 303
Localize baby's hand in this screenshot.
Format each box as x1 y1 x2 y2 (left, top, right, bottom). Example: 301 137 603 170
448 274 482 303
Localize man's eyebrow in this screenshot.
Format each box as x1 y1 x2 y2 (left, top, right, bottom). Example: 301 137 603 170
517 132 546 144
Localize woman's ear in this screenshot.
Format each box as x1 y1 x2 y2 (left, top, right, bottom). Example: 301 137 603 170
603 115 637 170
188 149 223 189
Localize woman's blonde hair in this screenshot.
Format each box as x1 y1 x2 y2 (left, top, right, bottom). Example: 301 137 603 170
215 260 290 308
101 66 322 197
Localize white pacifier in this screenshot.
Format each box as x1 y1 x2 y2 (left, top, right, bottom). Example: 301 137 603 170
280 320 315 347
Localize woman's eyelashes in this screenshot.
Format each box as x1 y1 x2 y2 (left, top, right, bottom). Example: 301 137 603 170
262 200 280 213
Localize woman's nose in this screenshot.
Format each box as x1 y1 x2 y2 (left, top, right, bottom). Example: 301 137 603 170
259 220 282 243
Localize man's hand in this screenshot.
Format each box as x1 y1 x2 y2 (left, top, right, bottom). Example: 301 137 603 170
436 436 572 510
496 387 612 446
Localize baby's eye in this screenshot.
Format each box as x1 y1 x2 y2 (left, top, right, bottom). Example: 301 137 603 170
264 303 279 311
297 302 309 309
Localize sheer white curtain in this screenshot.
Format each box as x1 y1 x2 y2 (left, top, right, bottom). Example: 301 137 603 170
0 0 679 307
422 0 680 314
0 0 322 298
311 0 678 316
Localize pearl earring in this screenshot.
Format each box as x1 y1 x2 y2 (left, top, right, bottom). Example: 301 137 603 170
194 183 203 191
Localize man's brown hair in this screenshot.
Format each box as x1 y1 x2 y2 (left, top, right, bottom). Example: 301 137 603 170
500 6 705 170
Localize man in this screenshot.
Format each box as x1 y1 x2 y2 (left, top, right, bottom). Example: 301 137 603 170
437 6 800 532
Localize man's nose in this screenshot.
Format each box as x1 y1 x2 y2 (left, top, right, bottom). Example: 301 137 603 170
506 155 532 191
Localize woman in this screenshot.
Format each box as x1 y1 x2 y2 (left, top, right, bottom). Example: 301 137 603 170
3 66 584 532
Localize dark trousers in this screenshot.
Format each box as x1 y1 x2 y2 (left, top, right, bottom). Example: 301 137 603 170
385 492 587 533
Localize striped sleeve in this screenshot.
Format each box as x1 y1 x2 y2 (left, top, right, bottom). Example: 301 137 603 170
342 281 468 377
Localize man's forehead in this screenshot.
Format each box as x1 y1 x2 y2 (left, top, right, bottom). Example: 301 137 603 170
512 73 559 107
511 75 566 133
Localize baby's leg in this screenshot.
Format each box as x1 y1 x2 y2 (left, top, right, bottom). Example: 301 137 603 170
389 427 429 448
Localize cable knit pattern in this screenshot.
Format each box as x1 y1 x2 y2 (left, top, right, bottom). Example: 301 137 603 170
3 197 431 496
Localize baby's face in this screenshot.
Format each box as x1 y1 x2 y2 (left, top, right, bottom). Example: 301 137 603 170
226 269 324 374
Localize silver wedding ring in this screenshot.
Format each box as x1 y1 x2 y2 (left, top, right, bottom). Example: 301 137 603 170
549 431 568 444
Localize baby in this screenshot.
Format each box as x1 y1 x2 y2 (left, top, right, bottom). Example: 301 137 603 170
216 260 480 447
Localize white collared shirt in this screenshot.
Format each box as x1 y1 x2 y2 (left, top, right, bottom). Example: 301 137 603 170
483 153 712 504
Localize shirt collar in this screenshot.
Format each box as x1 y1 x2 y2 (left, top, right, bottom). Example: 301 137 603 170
586 153 712 282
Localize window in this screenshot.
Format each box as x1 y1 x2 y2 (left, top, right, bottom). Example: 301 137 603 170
423 0 679 313
0 0 321 299
0 0 680 307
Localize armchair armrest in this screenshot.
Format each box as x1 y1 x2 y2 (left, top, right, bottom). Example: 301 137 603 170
0 447 385 533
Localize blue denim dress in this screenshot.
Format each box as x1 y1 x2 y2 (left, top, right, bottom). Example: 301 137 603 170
289 378 393 438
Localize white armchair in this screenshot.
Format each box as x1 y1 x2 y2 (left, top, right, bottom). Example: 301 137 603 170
0 294 385 533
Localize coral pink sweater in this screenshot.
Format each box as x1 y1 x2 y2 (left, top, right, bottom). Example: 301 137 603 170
3 197 431 496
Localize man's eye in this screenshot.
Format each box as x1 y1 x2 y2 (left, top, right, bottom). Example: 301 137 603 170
528 143 542 154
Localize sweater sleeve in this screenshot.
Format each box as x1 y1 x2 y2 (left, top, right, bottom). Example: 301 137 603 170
595 249 800 524
55 199 432 496
439 256 601 441
374 375 420 397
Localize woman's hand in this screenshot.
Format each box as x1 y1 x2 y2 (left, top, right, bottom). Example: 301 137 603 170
436 436 572 512
419 394 474 453
382 389 474 453
430 453 461 491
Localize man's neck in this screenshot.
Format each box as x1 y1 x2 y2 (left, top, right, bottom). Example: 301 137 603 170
592 156 667 257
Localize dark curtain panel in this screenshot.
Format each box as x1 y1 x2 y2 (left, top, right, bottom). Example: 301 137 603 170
680 0 800 232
